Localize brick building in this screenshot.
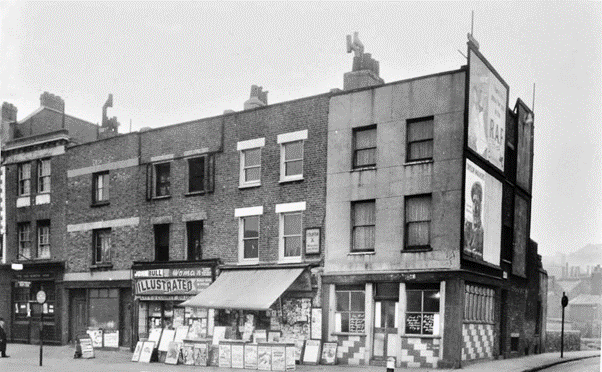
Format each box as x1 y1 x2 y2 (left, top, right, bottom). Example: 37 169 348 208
2 34 545 369
321 38 545 368
0 92 99 344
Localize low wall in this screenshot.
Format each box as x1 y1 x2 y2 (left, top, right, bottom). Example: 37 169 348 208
545 330 581 352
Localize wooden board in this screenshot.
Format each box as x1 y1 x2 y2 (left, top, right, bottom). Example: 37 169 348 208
302 340 321 365
244 343 258 370
131 341 143 362
321 342 337 365
80 337 95 359
158 329 176 352
165 341 182 365
139 341 155 363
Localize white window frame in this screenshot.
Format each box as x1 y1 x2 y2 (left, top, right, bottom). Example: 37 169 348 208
18 162 31 196
235 206 264 263
37 159 51 193
277 130 307 182
237 138 265 188
276 201 306 262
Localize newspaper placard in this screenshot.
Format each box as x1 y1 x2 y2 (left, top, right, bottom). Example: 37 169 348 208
131 341 143 362
80 337 95 359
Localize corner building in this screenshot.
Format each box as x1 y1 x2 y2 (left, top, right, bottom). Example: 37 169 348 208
322 41 544 368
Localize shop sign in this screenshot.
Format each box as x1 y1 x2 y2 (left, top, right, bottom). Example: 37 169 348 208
16 272 54 280
134 267 212 278
137 295 191 301
135 277 212 296
305 228 320 255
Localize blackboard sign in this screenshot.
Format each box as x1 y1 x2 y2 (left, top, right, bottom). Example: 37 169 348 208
349 313 365 333
405 314 422 334
422 314 434 335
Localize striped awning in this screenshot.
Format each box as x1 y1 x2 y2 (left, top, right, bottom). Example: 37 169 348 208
181 268 304 310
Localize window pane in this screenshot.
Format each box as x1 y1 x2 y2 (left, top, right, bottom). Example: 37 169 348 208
283 213 301 236
285 160 303 176
340 312 350 333
245 167 260 182
406 196 431 221
189 157 205 192
284 141 303 160
354 201 375 225
406 291 422 312
336 292 349 312
244 239 258 259
284 236 301 257
350 291 365 311
408 120 433 142
409 141 433 160
355 148 375 167
353 226 375 251
355 128 376 149
244 216 259 238
423 291 440 312
407 222 430 246
244 148 261 166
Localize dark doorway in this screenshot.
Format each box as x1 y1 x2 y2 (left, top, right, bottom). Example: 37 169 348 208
70 289 87 342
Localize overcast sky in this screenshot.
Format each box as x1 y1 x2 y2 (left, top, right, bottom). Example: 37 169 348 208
1 1 600 257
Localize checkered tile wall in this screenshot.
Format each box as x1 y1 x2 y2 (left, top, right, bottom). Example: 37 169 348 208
334 334 367 365
399 337 440 368
462 323 494 361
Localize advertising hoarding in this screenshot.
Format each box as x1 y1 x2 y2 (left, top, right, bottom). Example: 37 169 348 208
467 49 508 171
464 159 502 266
516 102 534 192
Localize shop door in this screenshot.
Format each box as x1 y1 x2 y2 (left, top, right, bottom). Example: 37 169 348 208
71 296 87 341
373 300 398 360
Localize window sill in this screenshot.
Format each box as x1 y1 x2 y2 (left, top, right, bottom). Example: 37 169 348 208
91 201 110 208
239 182 261 189
348 251 375 256
279 176 304 184
278 258 303 264
404 159 433 166
90 263 113 270
401 247 432 253
463 320 495 325
332 332 367 337
237 260 260 265
351 166 376 172
151 195 171 201
401 334 441 339
185 191 206 197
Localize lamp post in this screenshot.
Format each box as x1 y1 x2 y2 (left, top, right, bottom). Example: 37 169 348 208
560 292 568 358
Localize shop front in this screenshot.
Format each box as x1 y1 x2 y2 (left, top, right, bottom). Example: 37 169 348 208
132 260 219 344
180 264 319 366
322 273 447 368
11 261 64 345
64 270 133 348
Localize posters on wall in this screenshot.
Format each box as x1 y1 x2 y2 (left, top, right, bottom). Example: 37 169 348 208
285 344 296 370
231 342 245 369
311 308 322 340
272 345 286 371
181 343 195 365
464 159 502 266
245 343 258 369
219 343 232 368
193 342 209 366
467 48 508 171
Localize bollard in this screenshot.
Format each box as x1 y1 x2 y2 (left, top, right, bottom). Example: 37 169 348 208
386 356 396 372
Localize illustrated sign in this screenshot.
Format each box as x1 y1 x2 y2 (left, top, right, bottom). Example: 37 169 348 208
321 342 337 365
134 267 212 278
132 341 143 362
305 228 320 254
467 48 508 171
272 345 286 371
139 341 155 363
103 330 119 348
135 277 212 296
87 329 103 348
245 343 258 369
464 159 502 266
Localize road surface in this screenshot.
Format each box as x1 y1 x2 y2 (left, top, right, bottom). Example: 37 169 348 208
539 356 600 372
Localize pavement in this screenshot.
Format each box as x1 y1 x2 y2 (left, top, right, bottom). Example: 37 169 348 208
0 343 598 372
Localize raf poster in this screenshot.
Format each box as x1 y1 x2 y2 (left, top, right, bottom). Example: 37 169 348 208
468 49 508 171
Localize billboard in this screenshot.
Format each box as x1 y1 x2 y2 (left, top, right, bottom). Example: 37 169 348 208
516 102 534 192
464 159 502 266
467 49 508 171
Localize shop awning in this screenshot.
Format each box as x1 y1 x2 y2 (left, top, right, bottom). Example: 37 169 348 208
180 268 304 310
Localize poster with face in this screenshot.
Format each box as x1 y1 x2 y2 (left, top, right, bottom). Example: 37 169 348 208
468 49 508 171
464 160 486 260
464 159 502 266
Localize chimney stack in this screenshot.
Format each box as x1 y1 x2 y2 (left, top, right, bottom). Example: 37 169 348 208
244 85 268 110
40 92 65 112
1 102 18 143
344 32 384 91
99 94 120 139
